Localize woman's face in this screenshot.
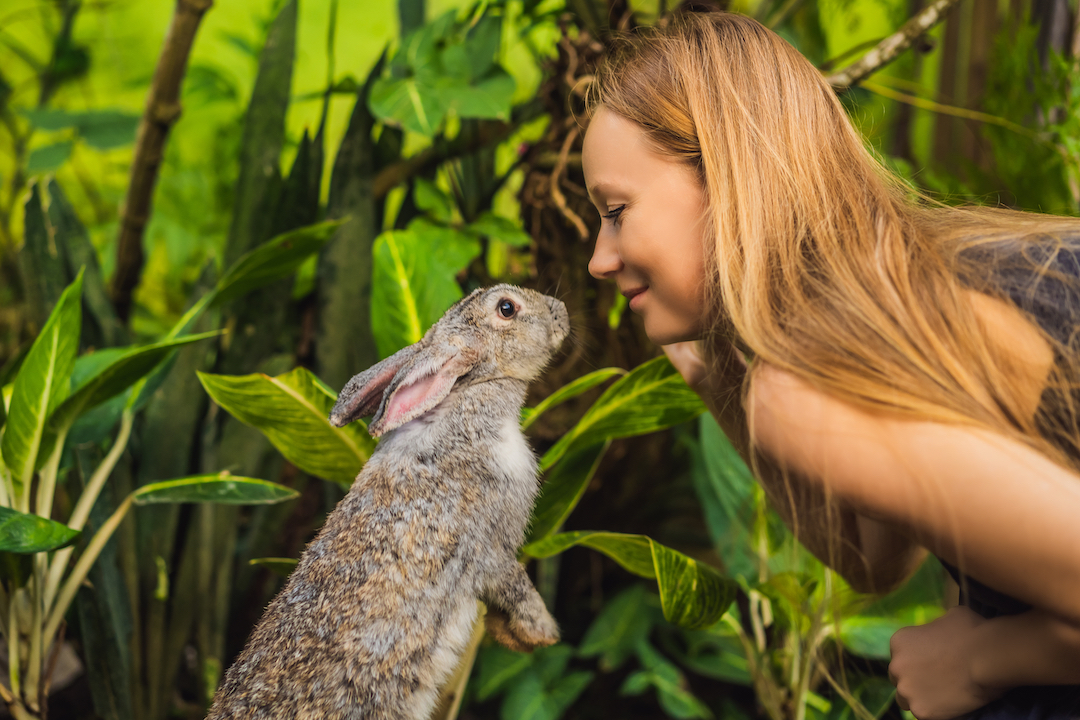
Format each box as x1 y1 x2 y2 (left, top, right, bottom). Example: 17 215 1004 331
582 107 708 345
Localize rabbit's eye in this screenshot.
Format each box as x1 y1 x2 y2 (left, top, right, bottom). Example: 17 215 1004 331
498 299 517 318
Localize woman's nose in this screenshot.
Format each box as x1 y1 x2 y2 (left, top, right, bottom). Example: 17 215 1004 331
588 230 623 279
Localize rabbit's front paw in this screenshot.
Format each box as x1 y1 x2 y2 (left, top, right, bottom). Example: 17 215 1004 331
485 606 560 653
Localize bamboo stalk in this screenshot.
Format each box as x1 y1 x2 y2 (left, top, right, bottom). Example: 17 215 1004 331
111 0 214 322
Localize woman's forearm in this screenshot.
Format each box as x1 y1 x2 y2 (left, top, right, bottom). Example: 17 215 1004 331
969 609 1080 689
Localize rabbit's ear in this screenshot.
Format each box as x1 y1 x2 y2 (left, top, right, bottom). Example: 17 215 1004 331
368 344 480 436
328 344 421 427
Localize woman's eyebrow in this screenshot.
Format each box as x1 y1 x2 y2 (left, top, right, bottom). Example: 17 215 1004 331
587 181 615 202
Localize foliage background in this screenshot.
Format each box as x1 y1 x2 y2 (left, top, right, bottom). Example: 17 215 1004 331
1 0 1077 719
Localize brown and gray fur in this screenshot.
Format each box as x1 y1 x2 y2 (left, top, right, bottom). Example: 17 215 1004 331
207 285 568 720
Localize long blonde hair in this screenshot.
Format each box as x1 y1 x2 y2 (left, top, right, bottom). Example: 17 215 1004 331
589 11 1080 477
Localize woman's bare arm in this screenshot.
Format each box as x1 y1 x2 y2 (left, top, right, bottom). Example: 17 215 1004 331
748 363 1080 628
664 341 925 593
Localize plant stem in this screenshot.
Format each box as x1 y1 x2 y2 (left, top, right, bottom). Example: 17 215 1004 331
43 494 133 644
43 409 133 612
22 558 45 713
112 0 215 323
35 430 67 519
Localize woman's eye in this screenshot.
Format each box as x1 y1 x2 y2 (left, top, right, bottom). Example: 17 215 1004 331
602 206 625 223
498 299 517 318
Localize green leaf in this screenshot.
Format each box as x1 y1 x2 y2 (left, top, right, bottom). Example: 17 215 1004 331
838 605 944 660
413 178 454 223
49 332 219 432
2 271 83 486
476 644 534 701
523 531 736 630
248 557 299 577
21 108 140 149
628 641 713 719
578 584 658 671
369 75 450 136
448 68 515 121
499 647 593 720
28 141 73 172
468 212 533 248
211 219 345 308
370 220 481 358
0 505 79 553
540 357 705 471
668 623 751 686
689 414 758 579
198 367 375 488
522 368 625 430
131 474 298 505
526 441 608 543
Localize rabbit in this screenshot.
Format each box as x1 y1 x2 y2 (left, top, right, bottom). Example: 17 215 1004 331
206 284 569 720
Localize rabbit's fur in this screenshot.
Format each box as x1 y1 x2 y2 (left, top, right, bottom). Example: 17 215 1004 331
207 285 569 720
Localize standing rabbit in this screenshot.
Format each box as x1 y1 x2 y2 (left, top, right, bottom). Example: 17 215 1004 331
207 285 568 720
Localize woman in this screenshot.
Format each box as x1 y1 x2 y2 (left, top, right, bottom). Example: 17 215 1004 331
579 11 1080 720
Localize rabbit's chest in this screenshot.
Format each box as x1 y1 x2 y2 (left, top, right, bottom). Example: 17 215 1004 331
487 419 538 513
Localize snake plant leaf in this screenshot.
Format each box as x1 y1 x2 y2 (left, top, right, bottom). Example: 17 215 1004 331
523 531 736 630
2 271 83 487
49 332 219 433
370 220 481 358
521 368 625 430
198 367 375 488
131 475 298 505
540 357 705 471
0 505 79 553
526 441 609 543
248 557 298 577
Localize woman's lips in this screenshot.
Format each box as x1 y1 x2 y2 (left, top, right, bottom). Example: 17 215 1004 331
624 286 647 311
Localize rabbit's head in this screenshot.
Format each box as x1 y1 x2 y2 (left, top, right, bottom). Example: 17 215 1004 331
329 285 568 436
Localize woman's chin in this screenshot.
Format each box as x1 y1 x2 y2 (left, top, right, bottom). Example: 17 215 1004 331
643 318 703 347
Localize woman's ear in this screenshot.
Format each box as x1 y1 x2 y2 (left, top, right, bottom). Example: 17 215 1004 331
328 344 421 428
367 343 480 437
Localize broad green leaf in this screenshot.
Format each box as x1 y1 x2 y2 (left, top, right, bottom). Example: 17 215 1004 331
2 271 83 486
521 368 625 430
689 414 758 579
132 474 298 505
523 531 736 630
0 506 79 553
468 212 533 248
28 141 73 172
526 441 608 543
210 219 345 308
198 367 375 488
448 68 515 121
475 644 534 701
248 557 299 577
627 641 713 719
21 108 139 149
670 622 752 686
838 605 944 660
369 75 450 135
499 646 593 720
369 10 514 136
49 332 219 432
578 584 658 671
540 357 705 471
370 220 481 358
413 178 454 223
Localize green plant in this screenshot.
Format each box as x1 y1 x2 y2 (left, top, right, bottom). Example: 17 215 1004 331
0 266 307 720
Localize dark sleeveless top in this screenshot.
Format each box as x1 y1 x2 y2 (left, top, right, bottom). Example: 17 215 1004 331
937 238 1080 720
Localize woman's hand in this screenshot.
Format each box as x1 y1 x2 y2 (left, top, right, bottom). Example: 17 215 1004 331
889 606 1005 720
